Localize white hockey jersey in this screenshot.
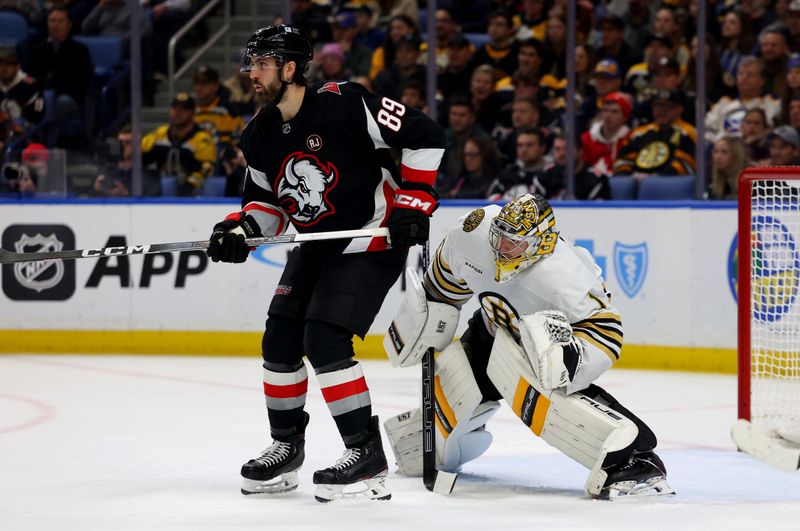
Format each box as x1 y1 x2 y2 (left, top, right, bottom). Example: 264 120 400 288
424 205 623 392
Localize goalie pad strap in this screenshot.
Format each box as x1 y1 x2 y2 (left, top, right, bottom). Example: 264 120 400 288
487 326 639 495
384 267 459 368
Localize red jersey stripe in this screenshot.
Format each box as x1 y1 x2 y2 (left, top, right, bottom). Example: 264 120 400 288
320 376 369 403
400 163 437 186
263 379 308 399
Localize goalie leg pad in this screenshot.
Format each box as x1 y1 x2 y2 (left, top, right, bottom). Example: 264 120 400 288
487 327 639 496
384 267 460 368
384 342 500 475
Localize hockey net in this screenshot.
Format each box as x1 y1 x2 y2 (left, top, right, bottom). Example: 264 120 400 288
738 168 800 453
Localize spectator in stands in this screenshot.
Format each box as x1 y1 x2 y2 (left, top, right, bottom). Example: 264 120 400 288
0 47 43 152
81 0 152 49
400 79 425 112
220 143 246 197
487 127 555 200
438 97 490 194
288 0 331 43
369 14 418 80
451 0 491 33
758 25 790 97
626 33 675 104
0 158 36 195
516 0 547 42
432 8 460 71
788 0 800 54
373 34 425 102
706 135 750 200
581 91 633 177
684 33 725 104
705 56 780 142
613 89 697 178
740 0 776 37
653 5 690 74
540 13 567 81
620 0 653 52
437 33 474 110
141 92 216 197
0 1 41 26
351 4 384 51
24 7 91 149
498 96 541 163
314 43 349 83
92 125 160 197
741 107 772 161
192 65 245 149
596 13 642 77
515 37 544 81
780 55 800 125
543 134 611 200
143 0 192 77
445 136 500 198
574 44 596 101
332 10 372 79
635 58 693 127
222 52 257 118
718 9 758 98
766 124 800 165
471 10 519 81
469 63 507 135
579 59 623 132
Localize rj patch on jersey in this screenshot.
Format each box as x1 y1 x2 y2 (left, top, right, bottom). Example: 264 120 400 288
463 208 485 232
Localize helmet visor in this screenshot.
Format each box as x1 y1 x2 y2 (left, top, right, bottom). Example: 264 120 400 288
240 51 282 73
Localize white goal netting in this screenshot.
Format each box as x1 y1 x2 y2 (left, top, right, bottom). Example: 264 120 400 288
747 179 800 444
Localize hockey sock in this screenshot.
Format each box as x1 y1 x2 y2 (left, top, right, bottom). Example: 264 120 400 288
263 362 309 439
316 361 373 447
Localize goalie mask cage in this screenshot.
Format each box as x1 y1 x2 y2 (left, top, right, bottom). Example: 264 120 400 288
738 167 800 445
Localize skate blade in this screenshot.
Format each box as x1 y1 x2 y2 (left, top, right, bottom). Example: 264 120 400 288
241 471 299 495
601 476 675 500
314 474 391 503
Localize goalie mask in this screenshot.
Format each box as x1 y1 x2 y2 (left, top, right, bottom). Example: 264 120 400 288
489 193 558 282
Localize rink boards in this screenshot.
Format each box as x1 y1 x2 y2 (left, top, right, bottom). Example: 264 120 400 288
0 199 740 372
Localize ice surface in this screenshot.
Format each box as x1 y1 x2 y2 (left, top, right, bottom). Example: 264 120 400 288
1 355 800 531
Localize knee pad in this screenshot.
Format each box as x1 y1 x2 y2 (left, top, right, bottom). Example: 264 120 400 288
303 319 355 369
383 341 501 475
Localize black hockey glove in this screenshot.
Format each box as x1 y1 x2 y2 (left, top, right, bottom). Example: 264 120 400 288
206 214 261 263
387 188 438 248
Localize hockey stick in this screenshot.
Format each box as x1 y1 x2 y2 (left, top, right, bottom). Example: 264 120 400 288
0 227 390 264
732 419 800 472
421 240 458 494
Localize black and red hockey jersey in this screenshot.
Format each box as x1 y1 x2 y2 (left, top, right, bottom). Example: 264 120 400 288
237 80 445 253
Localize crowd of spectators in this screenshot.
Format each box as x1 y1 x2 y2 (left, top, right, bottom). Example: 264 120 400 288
3 0 800 200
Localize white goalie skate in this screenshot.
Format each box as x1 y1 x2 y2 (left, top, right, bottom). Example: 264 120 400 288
597 451 675 500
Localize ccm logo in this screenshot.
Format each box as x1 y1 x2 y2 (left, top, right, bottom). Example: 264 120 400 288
81 245 151 257
395 194 432 211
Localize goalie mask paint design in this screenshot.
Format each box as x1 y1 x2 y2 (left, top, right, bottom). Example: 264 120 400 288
489 193 558 282
276 152 339 226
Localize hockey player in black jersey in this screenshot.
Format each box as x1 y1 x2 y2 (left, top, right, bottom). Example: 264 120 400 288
206 24 446 502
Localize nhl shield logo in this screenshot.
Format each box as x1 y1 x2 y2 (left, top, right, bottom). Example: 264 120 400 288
2 224 76 300
613 242 648 298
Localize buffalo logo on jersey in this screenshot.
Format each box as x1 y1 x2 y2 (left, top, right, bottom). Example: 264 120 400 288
462 208 485 232
276 152 339 226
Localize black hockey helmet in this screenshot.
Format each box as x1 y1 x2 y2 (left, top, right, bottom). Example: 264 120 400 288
241 24 312 79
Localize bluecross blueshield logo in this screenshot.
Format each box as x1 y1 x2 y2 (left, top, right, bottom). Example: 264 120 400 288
613 242 648 298
747 215 800 323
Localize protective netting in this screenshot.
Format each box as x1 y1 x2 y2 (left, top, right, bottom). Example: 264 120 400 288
749 179 800 443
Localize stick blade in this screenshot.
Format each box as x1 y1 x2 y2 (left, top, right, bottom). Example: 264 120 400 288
431 470 458 495
732 419 800 472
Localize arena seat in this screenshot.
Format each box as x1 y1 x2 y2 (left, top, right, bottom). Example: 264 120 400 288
637 175 696 200
0 11 28 46
161 176 177 197
609 176 637 200
202 176 226 197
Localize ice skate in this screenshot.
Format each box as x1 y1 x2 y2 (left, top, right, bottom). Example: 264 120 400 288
313 416 391 502
240 412 309 495
596 451 675 500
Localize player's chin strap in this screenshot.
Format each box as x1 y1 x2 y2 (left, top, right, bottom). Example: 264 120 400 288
269 57 291 107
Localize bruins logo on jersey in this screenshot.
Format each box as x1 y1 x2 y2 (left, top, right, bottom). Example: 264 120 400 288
636 141 669 169
463 208 485 232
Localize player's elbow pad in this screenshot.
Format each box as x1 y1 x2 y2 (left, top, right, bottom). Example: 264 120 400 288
384 267 459 367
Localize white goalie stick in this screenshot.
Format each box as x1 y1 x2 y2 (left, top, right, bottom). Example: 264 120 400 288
420 240 459 495
732 419 800 472
0 227 390 264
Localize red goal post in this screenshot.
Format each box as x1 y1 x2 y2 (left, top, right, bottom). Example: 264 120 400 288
735 167 800 471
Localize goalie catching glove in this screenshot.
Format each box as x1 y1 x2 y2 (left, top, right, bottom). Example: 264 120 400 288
520 310 584 391
207 213 262 263
387 186 437 248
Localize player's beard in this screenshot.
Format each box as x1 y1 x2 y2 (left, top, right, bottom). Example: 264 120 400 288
259 77 284 104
